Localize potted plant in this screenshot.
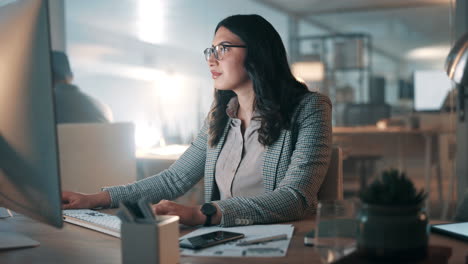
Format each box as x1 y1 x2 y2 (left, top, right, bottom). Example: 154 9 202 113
357 169 429 260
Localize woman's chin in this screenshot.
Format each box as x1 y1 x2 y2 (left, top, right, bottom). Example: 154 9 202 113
214 84 233 91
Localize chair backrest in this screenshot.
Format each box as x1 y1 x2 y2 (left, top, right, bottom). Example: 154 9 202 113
318 146 343 201
57 122 136 193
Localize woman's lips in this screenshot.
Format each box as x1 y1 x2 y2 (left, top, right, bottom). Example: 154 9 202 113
211 71 222 79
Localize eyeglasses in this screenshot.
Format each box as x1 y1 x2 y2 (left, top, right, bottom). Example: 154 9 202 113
203 44 246 61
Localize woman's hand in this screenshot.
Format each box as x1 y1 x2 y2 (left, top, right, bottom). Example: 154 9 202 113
62 191 111 209
152 200 206 226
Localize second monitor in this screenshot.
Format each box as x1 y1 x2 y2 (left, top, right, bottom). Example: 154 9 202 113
0 0 63 248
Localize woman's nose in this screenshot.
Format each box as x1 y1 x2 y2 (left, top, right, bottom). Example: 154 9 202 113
207 53 218 66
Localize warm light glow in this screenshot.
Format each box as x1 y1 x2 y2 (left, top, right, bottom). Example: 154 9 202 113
149 144 188 156
159 136 166 147
292 62 325 81
137 0 164 44
134 120 161 150
376 120 387 129
154 72 184 103
407 45 450 60
133 72 189 151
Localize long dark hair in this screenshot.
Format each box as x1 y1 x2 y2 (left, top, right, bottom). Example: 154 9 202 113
208 14 309 147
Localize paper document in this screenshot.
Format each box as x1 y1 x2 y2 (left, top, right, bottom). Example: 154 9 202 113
180 224 294 257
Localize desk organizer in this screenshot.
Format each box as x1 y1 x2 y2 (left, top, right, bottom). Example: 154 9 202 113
121 215 179 264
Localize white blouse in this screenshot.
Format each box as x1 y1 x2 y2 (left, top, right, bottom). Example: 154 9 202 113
215 97 265 200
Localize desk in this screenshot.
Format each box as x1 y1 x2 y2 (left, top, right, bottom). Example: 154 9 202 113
1 213 467 264
333 126 446 215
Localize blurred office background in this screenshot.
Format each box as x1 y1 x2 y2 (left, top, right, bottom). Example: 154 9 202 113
49 0 464 219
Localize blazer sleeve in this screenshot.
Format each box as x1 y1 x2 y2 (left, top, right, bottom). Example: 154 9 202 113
103 120 208 208
214 93 332 226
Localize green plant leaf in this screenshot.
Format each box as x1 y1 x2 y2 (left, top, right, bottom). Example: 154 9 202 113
359 169 427 205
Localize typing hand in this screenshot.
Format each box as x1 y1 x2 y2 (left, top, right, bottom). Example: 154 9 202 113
152 200 204 226
62 191 110 210
62 191 93 209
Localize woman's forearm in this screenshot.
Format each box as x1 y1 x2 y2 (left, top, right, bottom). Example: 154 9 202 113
91 191 111 208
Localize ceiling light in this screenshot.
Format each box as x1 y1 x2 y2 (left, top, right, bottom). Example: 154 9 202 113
407 45 451 60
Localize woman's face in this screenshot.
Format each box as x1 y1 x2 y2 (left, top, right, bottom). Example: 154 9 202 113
207 26 251 91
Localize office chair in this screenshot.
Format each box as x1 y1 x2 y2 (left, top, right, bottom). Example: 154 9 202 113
318 146 344 201
57 122 137 193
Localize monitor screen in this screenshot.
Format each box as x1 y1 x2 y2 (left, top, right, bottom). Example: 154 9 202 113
0 0 62 228
414 70 453 111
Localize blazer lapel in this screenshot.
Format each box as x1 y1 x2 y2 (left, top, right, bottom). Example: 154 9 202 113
205 119 231 201
262 129 287 192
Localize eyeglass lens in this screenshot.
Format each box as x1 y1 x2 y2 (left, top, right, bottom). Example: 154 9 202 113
204 45 225 61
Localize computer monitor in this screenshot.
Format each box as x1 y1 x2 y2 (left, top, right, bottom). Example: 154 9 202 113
343 103 391 126
414 70 453 111
0 0 63 247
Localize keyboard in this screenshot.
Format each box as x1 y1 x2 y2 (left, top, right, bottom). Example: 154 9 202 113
62 209 121 238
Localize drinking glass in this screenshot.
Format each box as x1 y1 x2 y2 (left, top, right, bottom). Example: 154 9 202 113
314 200 359 263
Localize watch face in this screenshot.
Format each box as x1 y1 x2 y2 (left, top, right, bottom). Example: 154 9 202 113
201 203 216 215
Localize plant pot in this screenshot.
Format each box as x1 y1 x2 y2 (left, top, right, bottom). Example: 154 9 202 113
357 203 429 261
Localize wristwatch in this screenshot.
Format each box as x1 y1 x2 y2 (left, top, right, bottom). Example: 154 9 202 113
200 203 217 226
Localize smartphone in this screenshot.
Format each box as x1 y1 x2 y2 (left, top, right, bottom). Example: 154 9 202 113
179 231 244 249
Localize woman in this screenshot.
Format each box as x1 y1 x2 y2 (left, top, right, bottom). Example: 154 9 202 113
62 14 332 227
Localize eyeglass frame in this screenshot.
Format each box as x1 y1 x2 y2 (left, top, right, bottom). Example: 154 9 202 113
204 44 247 61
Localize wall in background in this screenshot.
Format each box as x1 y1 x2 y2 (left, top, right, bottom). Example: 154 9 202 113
65 0 289 147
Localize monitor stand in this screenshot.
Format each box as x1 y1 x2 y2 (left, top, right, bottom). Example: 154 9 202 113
0 208 40 250
0 231 40 250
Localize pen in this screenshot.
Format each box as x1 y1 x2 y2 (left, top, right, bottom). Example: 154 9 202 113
237 234 288 246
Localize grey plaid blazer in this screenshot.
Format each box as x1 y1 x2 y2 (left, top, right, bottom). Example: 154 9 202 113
105 92 332 227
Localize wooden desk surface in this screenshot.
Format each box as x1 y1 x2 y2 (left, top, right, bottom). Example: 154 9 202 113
0 214 467 264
